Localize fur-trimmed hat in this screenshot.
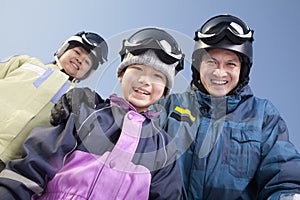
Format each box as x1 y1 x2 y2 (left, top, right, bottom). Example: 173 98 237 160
117 50 176 95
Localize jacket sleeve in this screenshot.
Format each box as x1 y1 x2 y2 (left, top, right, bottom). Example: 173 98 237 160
0 55 42 79
148 130 182 200
0 115 77 199
257 102 300 200
50 87 105 126
149 160 182 200
0 55 20 79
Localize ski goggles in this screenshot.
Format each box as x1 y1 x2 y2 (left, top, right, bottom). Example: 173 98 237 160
120 28 185 71
73 31 108 64
195 15 254 45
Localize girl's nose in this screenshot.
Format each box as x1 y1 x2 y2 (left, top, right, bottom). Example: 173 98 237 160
76 57 82 65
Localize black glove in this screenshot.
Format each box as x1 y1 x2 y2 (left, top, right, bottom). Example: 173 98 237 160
50 87 104 126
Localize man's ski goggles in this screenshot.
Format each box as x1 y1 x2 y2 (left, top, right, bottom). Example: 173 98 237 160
195 15 254 45
120 28 185 72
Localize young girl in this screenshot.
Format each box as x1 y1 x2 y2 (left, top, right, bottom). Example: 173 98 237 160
0 27 184 200
0 31 108 170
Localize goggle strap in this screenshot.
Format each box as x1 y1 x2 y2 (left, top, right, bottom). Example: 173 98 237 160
123 39 183 61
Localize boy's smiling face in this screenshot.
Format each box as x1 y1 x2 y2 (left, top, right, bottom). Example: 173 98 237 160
119 64 167 113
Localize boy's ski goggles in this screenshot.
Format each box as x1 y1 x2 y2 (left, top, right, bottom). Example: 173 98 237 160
195 15 254 45
120 28 185 72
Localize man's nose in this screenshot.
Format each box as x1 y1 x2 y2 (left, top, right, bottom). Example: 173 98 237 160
213 65 227 77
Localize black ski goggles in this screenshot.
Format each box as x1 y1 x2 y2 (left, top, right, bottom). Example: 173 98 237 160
119 28 185 72
75 31 108 64
195 15 254 45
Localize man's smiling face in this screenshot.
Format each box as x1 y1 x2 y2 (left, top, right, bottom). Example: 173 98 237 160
199 48 241 97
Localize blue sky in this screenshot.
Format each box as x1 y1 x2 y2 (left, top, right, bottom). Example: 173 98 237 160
2 0 300 150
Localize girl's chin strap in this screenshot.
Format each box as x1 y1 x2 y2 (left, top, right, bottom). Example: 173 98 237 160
54 55 76 83
54 55 63 70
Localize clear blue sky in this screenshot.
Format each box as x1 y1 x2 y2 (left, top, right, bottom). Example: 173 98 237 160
2 0 300 150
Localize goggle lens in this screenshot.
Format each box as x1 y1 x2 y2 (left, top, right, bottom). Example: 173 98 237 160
82 32 105 47
195 15 253 45
125 28 183 60
120 28 185 72
79 32 108 64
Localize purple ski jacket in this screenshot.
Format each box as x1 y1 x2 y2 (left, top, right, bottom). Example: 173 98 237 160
0 94 182 200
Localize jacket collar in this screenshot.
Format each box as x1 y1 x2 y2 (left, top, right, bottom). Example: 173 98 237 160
191 85 253 118
109 94 160 119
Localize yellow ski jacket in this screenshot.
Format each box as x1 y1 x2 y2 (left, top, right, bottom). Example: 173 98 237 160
0 55 74 163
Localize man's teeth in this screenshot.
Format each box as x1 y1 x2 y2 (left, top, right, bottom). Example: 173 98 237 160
212 80 226 85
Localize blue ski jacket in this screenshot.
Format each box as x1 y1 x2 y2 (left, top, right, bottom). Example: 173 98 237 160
157 85 300 200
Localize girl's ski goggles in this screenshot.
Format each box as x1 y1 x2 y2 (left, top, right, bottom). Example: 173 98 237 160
72 31 108 64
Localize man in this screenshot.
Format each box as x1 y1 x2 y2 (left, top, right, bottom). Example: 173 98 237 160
158 14 300 199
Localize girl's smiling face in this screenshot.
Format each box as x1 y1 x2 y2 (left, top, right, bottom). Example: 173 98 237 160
59 46 93 79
